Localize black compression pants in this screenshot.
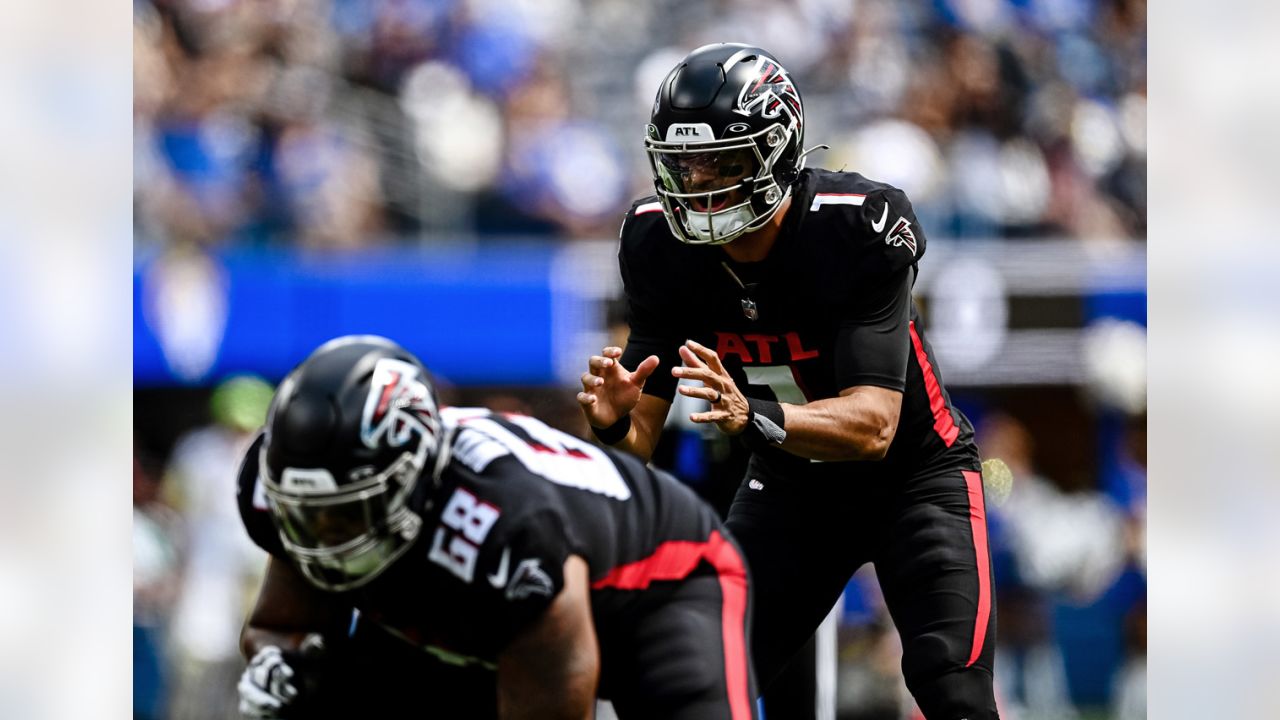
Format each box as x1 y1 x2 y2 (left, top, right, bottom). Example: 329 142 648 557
594 529 759 720
725 456 999 720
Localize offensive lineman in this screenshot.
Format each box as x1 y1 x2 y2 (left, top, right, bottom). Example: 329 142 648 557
578 44 999 719
236 336 757 719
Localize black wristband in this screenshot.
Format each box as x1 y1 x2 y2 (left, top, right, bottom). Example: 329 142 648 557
590 414 632 445
742 398 787 451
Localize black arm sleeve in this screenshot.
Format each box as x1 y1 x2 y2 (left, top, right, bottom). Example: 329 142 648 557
834 267 914 392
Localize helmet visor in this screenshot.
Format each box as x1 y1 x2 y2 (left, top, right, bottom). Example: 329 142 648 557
270 489 388 551
260 450 423 589
653 147 758 212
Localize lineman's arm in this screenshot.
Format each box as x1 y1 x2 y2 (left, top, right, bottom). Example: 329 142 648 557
496 555 599 720
240 556 353 658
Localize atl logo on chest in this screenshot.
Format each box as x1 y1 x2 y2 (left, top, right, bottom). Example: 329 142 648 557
714 331 820 364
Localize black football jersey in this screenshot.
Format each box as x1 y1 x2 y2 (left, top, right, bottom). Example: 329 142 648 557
238 407 724 669
619 168 978 475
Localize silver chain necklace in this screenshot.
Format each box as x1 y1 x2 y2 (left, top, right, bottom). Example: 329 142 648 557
721 262 760 321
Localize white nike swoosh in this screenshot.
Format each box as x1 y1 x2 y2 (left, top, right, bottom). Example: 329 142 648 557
487 548 510 588
870 203 890 233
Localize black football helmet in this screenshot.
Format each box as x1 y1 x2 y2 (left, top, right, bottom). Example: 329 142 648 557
646 43 808 245
258 335 444 591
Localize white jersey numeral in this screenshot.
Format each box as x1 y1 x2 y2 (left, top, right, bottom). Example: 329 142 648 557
454 415 632 501
428 527 480 582
428 487 501 582
743 365 809 405
440 488 501 543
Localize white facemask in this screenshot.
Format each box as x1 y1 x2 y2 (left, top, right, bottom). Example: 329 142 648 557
684 203 755 244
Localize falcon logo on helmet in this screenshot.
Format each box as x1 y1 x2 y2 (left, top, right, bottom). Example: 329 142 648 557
361 358 440 451
735 56 802 128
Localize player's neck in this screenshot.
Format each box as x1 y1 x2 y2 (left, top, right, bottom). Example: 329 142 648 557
720 195 792 263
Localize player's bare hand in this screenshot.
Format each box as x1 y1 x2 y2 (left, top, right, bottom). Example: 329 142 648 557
673 339 749 435
577 347 660 428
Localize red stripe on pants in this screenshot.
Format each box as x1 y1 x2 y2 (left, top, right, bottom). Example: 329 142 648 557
909 321 959 447
592 531 752 720
962 470 991 667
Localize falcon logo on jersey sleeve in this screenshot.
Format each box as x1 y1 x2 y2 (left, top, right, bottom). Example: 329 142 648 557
885 216 918 255
506 558 555 601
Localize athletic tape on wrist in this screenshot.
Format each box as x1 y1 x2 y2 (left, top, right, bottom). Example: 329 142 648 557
744 398 787 449
591 414 632 445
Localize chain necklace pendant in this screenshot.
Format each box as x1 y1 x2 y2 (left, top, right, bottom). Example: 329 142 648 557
722 261 760 321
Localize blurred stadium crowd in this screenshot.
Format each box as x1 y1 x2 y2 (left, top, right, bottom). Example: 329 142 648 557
133 0 1146 718
134 0 1145 249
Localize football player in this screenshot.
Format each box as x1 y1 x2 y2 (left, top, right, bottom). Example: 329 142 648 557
578 44 999 719
237 336 757 719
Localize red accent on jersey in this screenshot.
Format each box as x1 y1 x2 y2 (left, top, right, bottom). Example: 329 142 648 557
787 363 814 402
528 441 590 460
962 470 991 668
743 334 778 363
634 202 664 215
784 332 819 361
909 321 958 447
592 531 752 720
707 534 752 720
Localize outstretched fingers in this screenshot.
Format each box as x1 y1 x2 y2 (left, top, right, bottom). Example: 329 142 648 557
689 410 733 424
630 354 660 385
684 339 725 373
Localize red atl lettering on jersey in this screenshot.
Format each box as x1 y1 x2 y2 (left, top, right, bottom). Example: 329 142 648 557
717 333 753 362
785 332 819 361
743 335 778 363
715 332 819 363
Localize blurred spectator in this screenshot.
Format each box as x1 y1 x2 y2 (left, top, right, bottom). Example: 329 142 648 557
980 413 1083 720
1112 601 1146 720
162 376 272 720
134 452 182 720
